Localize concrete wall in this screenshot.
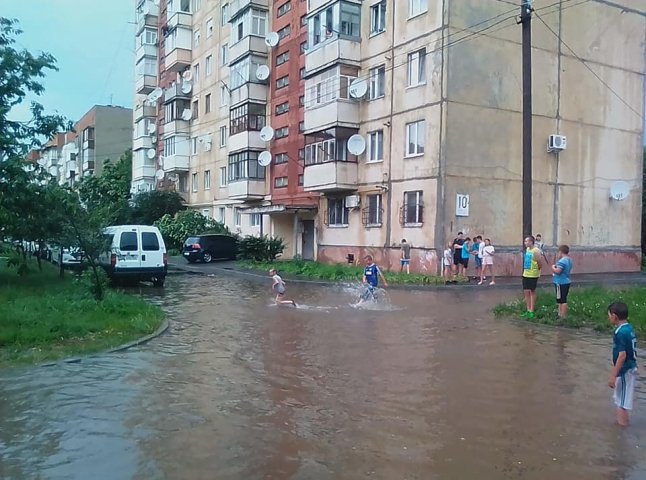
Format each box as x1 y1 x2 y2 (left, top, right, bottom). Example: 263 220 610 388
94 106 133 175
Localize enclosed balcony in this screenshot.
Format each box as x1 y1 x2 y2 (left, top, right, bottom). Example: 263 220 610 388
229 0 269 20
134 103 156 121
229 36 267 65
304 99 359 133
136 0 159 34
164 83 191 103
136 74 156 95
228 179 266 200
227 150 267 200
163 153 190 172
165 25 192 72
133 136 153 151
302 128 358 192
167 10 191 29
133 164 157 180
163 119 190 137
135 43 157 64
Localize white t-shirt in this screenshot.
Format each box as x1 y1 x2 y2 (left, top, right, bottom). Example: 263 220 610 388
483 245 495 258
443 248 452 266
273 274 285 292
478 243 485 259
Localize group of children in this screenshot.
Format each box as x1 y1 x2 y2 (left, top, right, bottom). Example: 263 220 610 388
443 233 496 285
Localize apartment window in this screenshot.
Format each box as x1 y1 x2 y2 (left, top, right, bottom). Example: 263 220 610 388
327 198 348 226
220 166 227 186
191 172 198 192
300 14 307 26
220 85 228 106
136 57 157 76
140 28 157 46
274 176 288 188
300 41 307 53
230 55 265 89
206 55 213 75
192 0 201 12
275 127 289 139
304 67 358 108
278 1 291 17
299 121 305 132
228 151 266 181
230 103 266 135
205 93 211 113
409 0 428 17
251 213 262 227
204 169 211 190
299 95 305 107
308 2 360 48
206 17 214 37
192 100 199 120
221 3 229 25
234 207 241 226
275 102 289 115
276 51 289 66
300 67 305 79
403 191 423 224
298 174 304 186
365 194 383 226
370 0 387 35
221 44 228 65
368 130 384 162
275 152 288 164
193 63 200 81
276 75 289 89
218 207 226 222
407 48 427 87
164 137 176 156
191 136 198 155
298 148 305 160
233 8 267 43
368 65 385 99
304 138 348 165
219 126 227 147
405 120 425 156
194 29 201 47
340 2 361 36
278 25 291 39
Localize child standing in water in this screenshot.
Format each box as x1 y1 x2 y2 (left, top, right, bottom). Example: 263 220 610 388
269 268 296 306
361 255 388 302
443 242 453 284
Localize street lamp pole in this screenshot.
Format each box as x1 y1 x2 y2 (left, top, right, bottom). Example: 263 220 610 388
521 0 533 239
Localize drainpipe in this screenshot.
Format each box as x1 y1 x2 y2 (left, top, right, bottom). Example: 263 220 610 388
293 213 299 258
384 0 397 265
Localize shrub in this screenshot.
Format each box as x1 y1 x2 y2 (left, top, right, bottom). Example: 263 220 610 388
155 210 230 250
237 235 285 262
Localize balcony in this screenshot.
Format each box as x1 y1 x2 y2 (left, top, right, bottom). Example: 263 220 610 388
229 0 269 20
228 179 266 200
305 38 361 76
134 103 156 121
135 43 157 63
165 45 192 72
133 164 157 180
137 1 159 34
164 83 191 103
230 82 267 106
133 136 153 151
229 36 267 64
304 100 359 133
163 153 190 172
163 119 190 137
167 10 191 29
82 160 95 172
228 131 265 153
303 161 358 192
136 74 157 94
308 0 333 11
82 140 95 150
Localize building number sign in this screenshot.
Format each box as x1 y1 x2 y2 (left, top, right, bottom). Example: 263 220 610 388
456 193 469 217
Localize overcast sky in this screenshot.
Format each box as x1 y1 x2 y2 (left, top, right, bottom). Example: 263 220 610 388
4 0 134 123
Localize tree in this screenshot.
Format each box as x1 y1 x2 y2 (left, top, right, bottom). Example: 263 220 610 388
155 210 230 250
129 189 186 225
642 147 645 255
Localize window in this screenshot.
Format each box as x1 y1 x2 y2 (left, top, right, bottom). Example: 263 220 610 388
218 207 226 222
307 2 361 48
304 67 358 108
407 48 426 87
234 207 241 226
300 67 305 79
140 28 158 46
275 102 289 115
327 198 348 226
192 172 198 192
119 232 138 251
275 152 288 164
228 151 266 181
300 41 307 53
230 103 266 135
278 25 291 39
368 130 384 162
192 0 201 12
275 127 289 138
251 213 262 227
276 75 289 89
403 191 423 224
251 8 267 36
299 95 305 106
233 8 267 43
365 194 382 226
301 15 307 26
205 93 211 113
206 55 213 75
368 65 385 99
277 1 291 17
299 121 304 132
298 174 304 186
164 137 176 156
206 17 214 37
370 0 386 34
192 100 199 120
220 126 227 147
142 232 160 251
409 0 428 17
202 208 211 218
191 136 198 155
220 166 227 186
204 169 211 189
221 44 228 65
298 148 305 160
221 3 229 25
276 51 289 66
193 63 200 81
405 120 425 156
136 57 157 76
194 29 201 47
274 176 288 188
220 85 228 106
230 55 264 89
304 138 348 165
340 2 361 36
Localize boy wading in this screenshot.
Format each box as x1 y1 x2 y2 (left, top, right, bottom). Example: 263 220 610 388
521 236 542 319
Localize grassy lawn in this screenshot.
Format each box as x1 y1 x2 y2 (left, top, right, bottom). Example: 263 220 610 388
237 259 460 285
494 286 646 336
0 260 165 367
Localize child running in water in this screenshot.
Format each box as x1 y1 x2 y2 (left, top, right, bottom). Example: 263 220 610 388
269 268 296 306
360 255 388 302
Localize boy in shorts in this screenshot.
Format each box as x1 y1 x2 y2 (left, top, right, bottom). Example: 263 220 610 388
551 245 573 318
269 268 296 306
521 236 542 319
607 301 638 426
471 236 482 281
460 237 471 277
361 255 388 302
400 239 411 274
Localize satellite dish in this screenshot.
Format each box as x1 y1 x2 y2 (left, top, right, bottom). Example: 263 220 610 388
256 65 270 81
259 126 274 141
264 31 279 48
349 78 368 99
147 148 156 159
181 81 192 94
182 70 193 82
147 123 156 134
610 181 630 201
258 151 272 167
155 169 165 180
347 134 366 155
150 87 163 101
181 108 193 121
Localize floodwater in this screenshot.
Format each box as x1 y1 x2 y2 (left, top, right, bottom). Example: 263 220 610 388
0 273 644 480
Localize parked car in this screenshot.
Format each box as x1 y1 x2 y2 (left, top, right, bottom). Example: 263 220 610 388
182 234 238 263
98 225 167 287
51 247 82 269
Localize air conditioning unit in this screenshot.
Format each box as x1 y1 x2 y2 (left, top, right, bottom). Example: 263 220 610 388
345 195 360 209
548 134 567 152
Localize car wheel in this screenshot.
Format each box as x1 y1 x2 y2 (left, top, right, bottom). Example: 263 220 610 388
152 277 165 288
203 252 212 263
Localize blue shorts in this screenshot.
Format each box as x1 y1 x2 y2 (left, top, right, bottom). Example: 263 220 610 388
475 257 482 267
361 284 378 301
400 259 410 266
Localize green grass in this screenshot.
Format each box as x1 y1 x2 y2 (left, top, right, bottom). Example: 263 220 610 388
494 286 646 335
0 260 165 367
237 259 460 285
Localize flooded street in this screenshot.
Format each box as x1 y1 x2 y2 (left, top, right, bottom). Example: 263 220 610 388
1 273 644 480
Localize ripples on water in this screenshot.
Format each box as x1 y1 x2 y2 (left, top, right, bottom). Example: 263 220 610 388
0 273 644 480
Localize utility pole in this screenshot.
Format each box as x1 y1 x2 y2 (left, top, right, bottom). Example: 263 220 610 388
520 0 533 239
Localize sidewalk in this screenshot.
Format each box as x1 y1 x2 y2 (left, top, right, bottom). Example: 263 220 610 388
167 257 646 291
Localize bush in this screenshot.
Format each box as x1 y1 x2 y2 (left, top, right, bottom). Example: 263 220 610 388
76 267 109 300
154 210 230 250
237 235 285 262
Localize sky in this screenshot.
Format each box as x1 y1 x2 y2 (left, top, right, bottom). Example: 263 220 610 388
4 0 135 123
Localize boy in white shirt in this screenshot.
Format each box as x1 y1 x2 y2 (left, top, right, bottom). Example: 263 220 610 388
269 268 296 306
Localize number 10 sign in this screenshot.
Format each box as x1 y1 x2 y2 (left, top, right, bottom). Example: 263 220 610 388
456 193 469 217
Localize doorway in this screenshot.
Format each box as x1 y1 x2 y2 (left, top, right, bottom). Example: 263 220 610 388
301 220 315 260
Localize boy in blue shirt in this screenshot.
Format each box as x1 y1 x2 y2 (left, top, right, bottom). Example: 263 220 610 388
551 245 573 318
361 255 388 302
471 236 482 281
607 301 638 426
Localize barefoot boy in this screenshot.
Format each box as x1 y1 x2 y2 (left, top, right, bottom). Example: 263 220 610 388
269 268 296 306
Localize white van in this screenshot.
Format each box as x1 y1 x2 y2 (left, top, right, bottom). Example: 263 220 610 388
99 225 167 287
